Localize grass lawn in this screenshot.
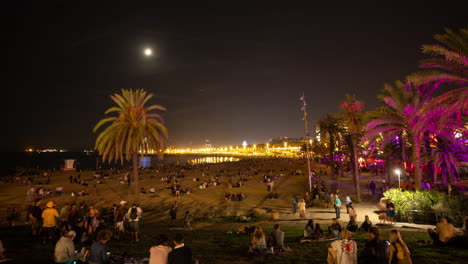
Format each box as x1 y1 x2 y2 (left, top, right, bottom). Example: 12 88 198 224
2 219 467 264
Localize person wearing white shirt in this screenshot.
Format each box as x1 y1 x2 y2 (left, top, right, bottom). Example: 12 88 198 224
345 195 352 214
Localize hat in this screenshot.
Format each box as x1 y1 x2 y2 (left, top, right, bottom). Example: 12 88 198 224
120 200 127 205
46 201 54 208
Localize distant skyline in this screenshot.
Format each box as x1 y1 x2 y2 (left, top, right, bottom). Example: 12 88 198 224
5 2 467 151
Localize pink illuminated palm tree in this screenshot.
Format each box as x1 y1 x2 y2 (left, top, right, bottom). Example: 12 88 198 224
364 81 431 190
340 95 364 202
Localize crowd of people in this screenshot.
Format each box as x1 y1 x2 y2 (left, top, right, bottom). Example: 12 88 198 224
2 159 468 264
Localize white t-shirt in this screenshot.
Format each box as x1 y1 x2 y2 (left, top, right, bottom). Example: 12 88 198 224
149 245 172 264
330 239 357 264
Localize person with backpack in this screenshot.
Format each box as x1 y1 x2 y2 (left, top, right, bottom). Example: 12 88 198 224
127 203 143 242
359 227 389 264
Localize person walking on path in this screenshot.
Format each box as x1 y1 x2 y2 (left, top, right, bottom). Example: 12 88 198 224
127 203 143 242
334 195 342 219
292 197 298 214
348 202 357 219
345 195 352 214
370 181 376 195
386 199 395 224
170 201 178 226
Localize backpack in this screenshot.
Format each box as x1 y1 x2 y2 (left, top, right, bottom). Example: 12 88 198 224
129 207 138 220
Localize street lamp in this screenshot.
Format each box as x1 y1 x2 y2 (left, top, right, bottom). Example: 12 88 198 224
395 169 401 188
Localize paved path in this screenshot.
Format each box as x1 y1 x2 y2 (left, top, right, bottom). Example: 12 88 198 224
262 200 435 231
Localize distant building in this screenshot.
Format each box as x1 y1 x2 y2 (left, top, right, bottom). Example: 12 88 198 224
205 139 212 148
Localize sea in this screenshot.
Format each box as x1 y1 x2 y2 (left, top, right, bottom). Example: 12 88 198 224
0 152 240 175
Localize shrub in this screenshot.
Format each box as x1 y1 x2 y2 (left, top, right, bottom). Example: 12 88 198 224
383 188 464 225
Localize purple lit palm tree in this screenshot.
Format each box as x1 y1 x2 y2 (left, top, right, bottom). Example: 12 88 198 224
408 28 467 83
408 28 467 122
364 81 431 190
340 95 365 202
409 28 468 185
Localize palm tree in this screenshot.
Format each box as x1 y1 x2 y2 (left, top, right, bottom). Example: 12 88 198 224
93 89 168 196
340 95 364 202
408 28 467 86
364 81 431 190
317 113 343 179
408 28 467 125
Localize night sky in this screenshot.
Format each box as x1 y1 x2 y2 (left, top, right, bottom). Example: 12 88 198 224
5 2 467 151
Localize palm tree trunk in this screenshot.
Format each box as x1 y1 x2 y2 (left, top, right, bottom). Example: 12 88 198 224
401 135 407 180
132 152 140 201
330 135 335 180
413 139 422 191
352 136 361 202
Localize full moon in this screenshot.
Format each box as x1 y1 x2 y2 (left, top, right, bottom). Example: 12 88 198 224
144 48 152 56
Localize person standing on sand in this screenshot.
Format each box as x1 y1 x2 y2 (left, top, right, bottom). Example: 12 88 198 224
170 201 178 225
115 201 127 240
127 203 143 242
42 201 59 244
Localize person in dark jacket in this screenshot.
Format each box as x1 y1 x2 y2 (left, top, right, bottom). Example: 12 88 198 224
359 227 389 264
168 233 192 264
88 229 112 264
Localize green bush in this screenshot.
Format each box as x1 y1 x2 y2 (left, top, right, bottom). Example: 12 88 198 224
383 189 464 225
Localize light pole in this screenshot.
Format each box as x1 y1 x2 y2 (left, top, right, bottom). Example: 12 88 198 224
300 94 312 192
395 169 401 189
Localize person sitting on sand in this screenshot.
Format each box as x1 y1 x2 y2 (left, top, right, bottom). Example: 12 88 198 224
427 218 458 245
